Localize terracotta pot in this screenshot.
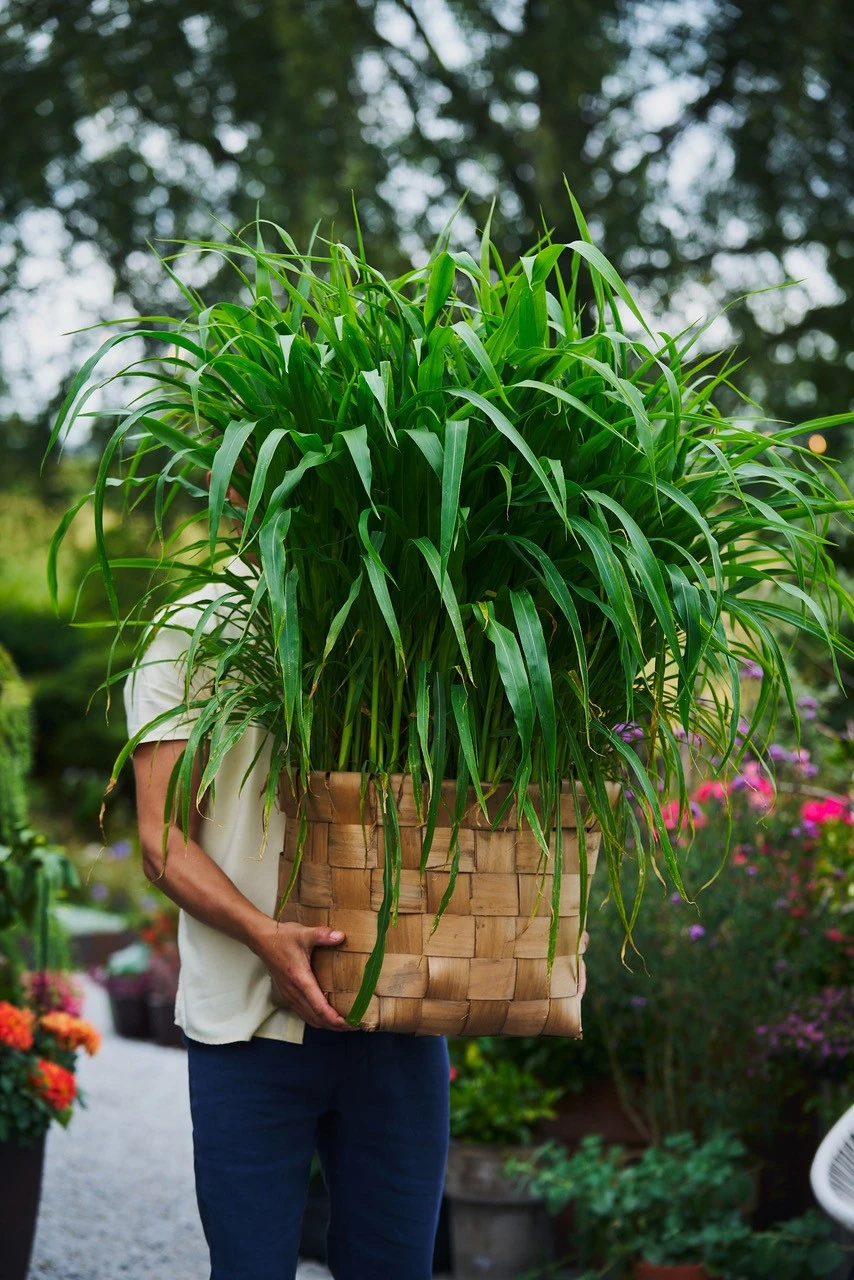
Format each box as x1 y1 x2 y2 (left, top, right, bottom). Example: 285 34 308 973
443 1141 553 1279
0 1133 46 1280
631 1261 710 1280
546 1076 648 1148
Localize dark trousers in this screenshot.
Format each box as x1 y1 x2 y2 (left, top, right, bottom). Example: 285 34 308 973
186 1027 450 1280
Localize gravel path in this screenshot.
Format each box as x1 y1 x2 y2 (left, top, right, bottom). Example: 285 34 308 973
29 977 332 1280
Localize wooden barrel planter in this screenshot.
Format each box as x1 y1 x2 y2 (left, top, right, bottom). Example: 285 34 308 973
277 772 621 1036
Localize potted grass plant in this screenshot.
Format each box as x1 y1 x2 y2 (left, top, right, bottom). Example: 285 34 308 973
47 188 854 1032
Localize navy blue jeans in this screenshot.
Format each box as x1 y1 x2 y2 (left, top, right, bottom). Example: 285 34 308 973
186 1027 450 1280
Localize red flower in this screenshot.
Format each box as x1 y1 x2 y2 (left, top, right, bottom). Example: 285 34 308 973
449 1066 458 1082
29 1059 77 1111
0 1001 35 1051
826 929 846 944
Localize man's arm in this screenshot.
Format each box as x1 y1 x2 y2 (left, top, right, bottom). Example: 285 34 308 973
131 739 349 1031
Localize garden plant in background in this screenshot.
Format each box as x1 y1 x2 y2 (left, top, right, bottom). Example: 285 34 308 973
444 1040 563 1280
0 988 101 1280
47 189 854 1027
0 643 87 1279
0 994 100 1146
508 1130 847 1279
583 729 854 1150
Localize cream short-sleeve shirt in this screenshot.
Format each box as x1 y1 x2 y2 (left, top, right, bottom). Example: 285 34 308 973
123 567 305 1047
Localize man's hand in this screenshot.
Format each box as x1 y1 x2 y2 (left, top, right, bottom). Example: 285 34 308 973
253 919 351 1032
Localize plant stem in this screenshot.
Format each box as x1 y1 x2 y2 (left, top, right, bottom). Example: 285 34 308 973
337 672 357 770
390 664 405 771
370 635 380 766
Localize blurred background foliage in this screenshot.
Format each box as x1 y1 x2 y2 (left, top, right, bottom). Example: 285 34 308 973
0 0 850 865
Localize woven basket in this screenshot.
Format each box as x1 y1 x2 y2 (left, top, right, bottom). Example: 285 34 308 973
277 772 621 1037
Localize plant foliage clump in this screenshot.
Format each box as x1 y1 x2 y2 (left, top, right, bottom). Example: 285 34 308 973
48 191 854 1018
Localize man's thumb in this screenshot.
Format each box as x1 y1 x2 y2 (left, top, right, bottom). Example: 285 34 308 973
310 927 346 948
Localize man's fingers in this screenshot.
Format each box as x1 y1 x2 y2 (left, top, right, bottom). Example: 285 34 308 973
290 954 350 1030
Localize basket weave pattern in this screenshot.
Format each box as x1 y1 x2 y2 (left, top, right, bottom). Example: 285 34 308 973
277 773 619 1036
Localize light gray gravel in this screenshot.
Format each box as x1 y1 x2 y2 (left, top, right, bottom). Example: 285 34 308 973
29 977 333 1280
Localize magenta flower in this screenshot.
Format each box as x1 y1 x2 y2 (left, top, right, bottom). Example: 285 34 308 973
688 924 706 941
801 797 853 826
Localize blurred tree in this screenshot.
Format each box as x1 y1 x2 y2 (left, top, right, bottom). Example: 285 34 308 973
0 0 851 423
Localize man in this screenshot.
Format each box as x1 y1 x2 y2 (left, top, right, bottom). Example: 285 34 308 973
124 561 450 1280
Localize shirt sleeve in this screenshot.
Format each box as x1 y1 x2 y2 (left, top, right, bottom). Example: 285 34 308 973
123 606 210 745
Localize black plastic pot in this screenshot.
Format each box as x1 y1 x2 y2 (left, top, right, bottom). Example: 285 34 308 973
148 995 185 1048
108 991 152 1039
0 1133 46 1280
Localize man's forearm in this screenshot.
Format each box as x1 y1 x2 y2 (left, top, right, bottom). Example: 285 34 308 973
144 827 277 958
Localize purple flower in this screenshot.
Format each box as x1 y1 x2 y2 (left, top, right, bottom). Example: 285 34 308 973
797 763 819 778
140 894 158 911
670 892 683 905
613 721 645 743
741 660 764 680
624 788 634 801
789 826 802 838
774 959 789 972
91 882 109 902
797 695 818 710
631 996 647 1009
769 744 793 762
746 865 758 876
755 1025 768 1036
111 839 132 859
688 924 706 941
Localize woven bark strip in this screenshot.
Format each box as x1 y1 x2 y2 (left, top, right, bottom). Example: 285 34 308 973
277 772 621 1037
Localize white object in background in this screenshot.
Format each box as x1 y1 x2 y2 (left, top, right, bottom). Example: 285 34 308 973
811 1102 854 1232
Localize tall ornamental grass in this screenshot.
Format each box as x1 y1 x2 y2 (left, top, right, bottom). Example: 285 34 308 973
48 192 854 1017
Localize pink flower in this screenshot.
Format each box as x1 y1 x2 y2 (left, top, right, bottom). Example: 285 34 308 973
661 799 681 830
801 797 853 826
693 780 729 805
826 929 846 944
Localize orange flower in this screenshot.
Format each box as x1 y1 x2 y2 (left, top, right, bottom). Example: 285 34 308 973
0 1000 35 1051
40 1011 101 1056
29 1058 77 1111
